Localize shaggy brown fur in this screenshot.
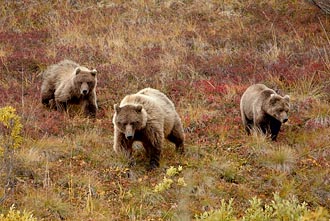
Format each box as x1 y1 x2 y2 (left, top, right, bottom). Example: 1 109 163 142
41 59 98 117
113 88 184 170
240 84 290 140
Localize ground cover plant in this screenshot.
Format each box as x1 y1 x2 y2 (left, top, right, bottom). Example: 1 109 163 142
0 0 329 220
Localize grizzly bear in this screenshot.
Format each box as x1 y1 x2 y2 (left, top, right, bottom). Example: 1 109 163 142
41 59 98 117
240 84 290 140
112 88 185 170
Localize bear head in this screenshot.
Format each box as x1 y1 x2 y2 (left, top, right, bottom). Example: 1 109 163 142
74 67 97 96
113 104 147 140
264 94 290 123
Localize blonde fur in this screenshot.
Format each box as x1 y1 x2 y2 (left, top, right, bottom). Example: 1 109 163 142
41 59 98 117
113 88 184 169
240 84 290 140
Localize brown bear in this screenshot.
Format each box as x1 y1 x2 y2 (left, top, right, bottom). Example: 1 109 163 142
240 84 290 140
112 87 185 170
41 59 98 117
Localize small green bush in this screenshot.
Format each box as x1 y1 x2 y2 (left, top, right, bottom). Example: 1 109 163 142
0 205 37 221
195 193 328 221
154 166 186 193
0 106 23 155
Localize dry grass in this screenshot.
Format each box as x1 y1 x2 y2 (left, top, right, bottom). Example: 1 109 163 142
0 0 330 220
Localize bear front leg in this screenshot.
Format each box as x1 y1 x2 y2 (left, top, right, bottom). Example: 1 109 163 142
113 129 134 165
269 119 281 141
84 93 97 117
254 114 268 135
54 87 70 112
41 90 55 107
143 127 164 170
55 101 67 112
142 138 161 170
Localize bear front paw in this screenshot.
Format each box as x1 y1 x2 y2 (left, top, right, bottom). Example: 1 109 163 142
148 160 160 171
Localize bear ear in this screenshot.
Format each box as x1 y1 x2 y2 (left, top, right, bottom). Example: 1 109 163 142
269 94 278 105
91 69 97 76
114 104 121 113
284 95 290 101
75 68 81 75
135 105 143 112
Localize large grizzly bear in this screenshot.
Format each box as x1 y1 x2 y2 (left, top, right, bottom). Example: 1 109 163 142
240 84 290 140
41 59 98 117
112 88 185 170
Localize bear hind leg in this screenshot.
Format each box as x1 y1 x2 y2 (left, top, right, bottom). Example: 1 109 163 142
241 112 254 135
245 121 253 135
167 121 184 154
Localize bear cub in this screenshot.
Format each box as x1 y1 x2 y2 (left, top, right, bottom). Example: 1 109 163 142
41 59 98 117
113 88 185 170
240 84 290 140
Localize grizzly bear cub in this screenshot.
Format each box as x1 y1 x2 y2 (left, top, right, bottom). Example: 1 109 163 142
112 88 185 170
240 84 290 140
41 59 98 117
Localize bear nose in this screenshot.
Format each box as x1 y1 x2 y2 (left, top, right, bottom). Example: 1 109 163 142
283 118 288 123
82 90 88 95
126 135 133 140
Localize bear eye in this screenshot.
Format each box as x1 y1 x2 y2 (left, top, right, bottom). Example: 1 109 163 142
117 121 125 126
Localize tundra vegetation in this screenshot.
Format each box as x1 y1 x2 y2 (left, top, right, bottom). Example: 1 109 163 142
0 0 329 220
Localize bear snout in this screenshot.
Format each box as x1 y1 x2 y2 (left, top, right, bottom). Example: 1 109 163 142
125 131 134 140
282 118 288 123
126 134 134 140
80 83 89 95
125 124 134 140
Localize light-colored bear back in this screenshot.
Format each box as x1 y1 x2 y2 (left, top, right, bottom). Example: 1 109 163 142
120 88 180 137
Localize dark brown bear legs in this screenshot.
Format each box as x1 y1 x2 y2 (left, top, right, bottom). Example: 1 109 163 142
115 132 134 164
85 104 97 117
269 119 281 141
167 121 185 154
83 95 97 118
56 102 67 112
41 90 55 107
243 119 253 135
256 119 281 141
142 138 162 170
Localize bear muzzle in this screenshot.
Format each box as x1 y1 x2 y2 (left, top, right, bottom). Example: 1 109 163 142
125 132 134 140
125 134 134 140
282 118 288 123
80 83 89 95
125 125 135 140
